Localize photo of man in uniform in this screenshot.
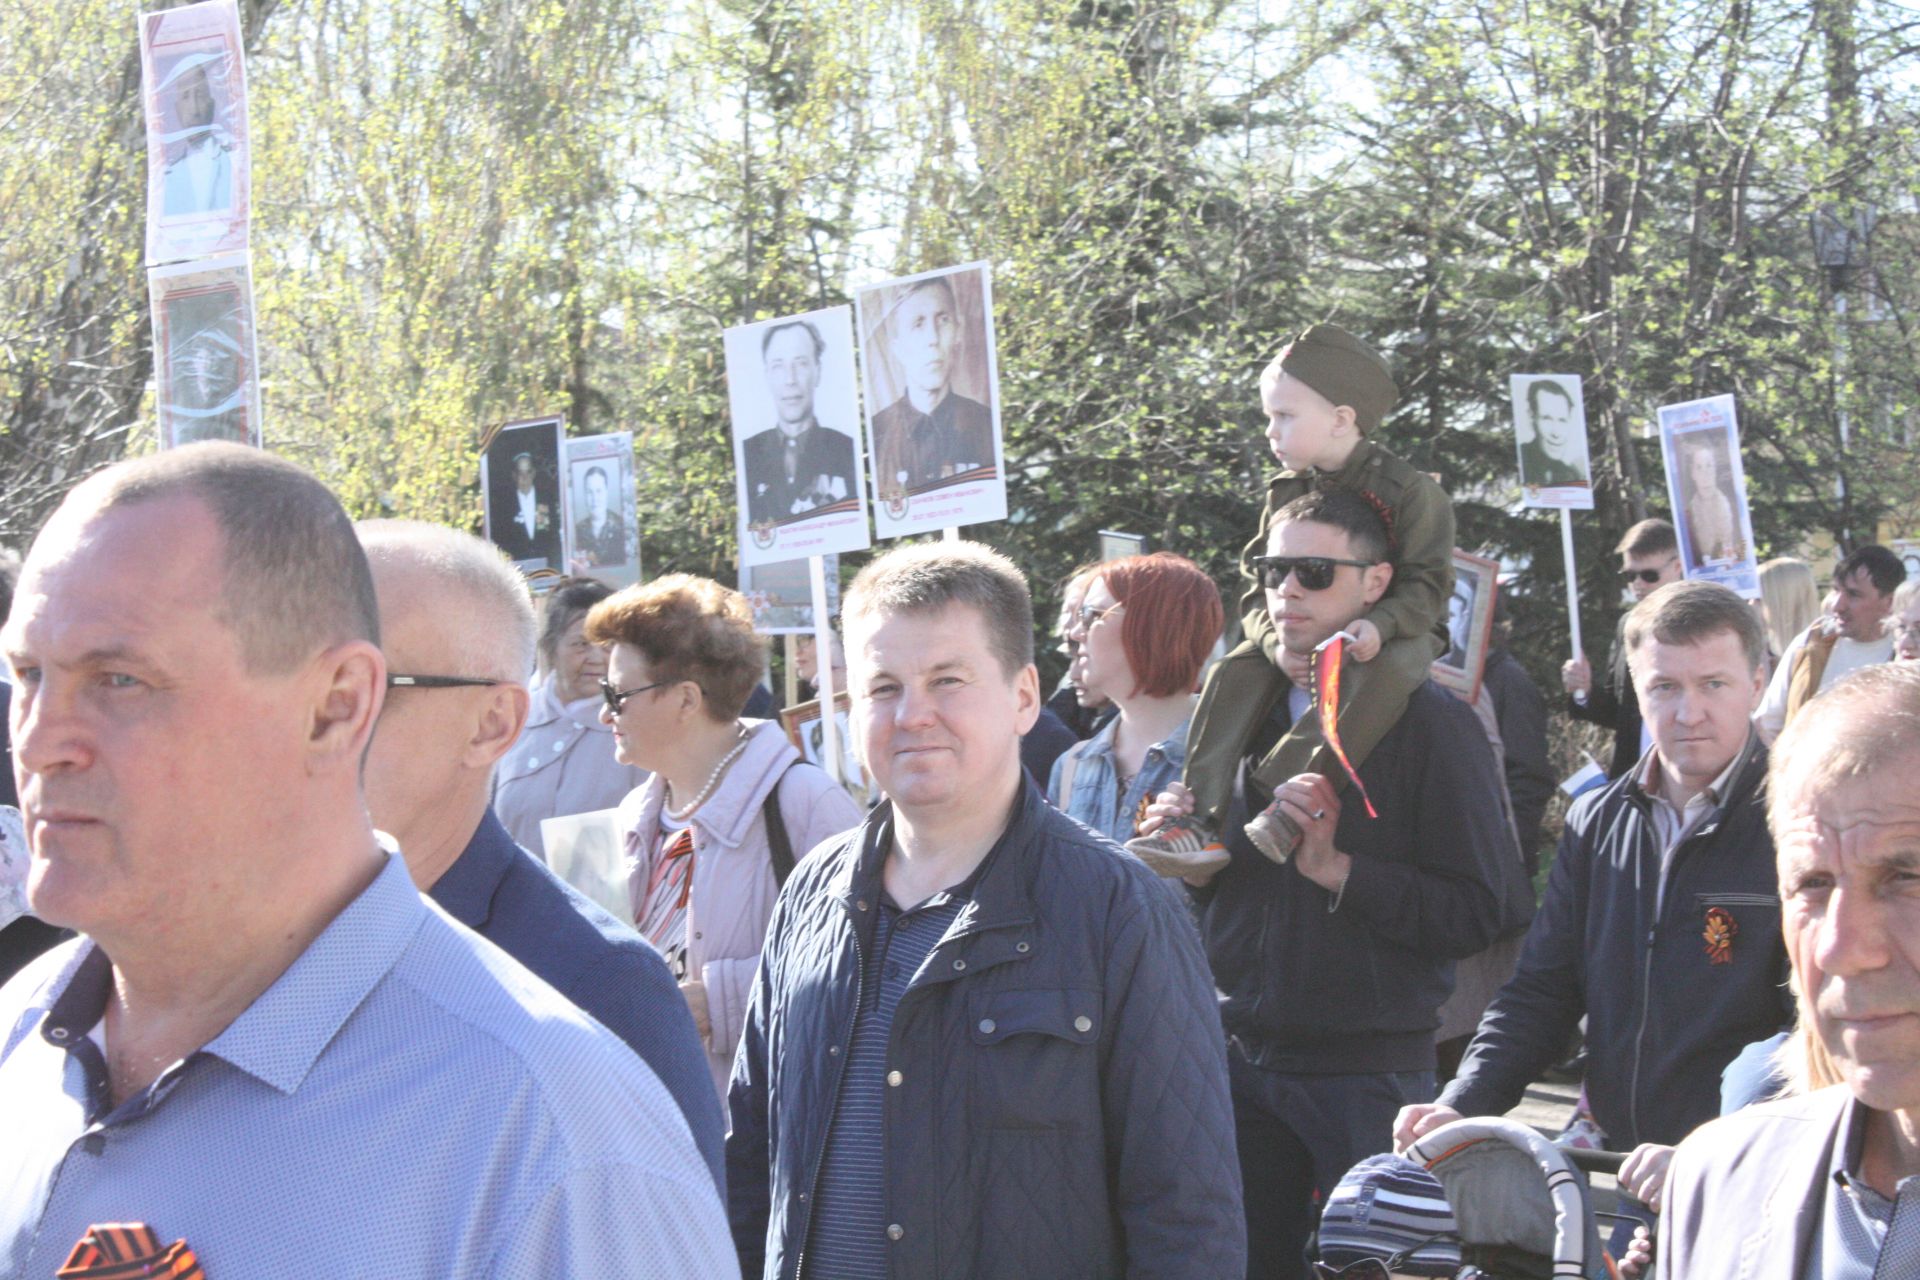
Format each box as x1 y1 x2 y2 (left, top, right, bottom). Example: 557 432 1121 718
159 57 234 219
869 276 995 495
740 320 859 525
571 464 625 568
1516 377 1588 490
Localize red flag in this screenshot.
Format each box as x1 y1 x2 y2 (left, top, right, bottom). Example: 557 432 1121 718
1313 633 1379 819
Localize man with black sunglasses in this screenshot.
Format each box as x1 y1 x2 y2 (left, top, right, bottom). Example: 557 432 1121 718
1563 519 1681 779
357 520 724 1193
1181 489 1508 1279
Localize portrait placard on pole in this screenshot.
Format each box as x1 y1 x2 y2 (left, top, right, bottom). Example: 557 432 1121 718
1658 394 1760 599
855 262 1008 539
1099 530 1147 562
149 253 261 449
140 0 249 266
742 554 839 635
562 432 639 588
1510 374 1595 511
480 416 569 580
725 307 871 568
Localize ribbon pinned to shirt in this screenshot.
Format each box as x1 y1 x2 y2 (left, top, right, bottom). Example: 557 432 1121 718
1312 631 1379 819
59 1223 205 1279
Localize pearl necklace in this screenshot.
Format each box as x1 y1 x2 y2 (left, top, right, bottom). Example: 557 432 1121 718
664 730 751 821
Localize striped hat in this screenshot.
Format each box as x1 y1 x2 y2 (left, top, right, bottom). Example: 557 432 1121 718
1316 1154 1463 1276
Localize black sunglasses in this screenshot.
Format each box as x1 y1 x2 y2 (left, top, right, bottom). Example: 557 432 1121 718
599 676 672 716
387 674 501 690
1619 557 1679 585
1254 555 1376 592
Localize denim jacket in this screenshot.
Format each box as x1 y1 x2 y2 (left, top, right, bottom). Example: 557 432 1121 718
1046 710 1192 844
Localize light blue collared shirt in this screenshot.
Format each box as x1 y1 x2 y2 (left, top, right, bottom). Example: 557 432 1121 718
1049 711 1193 845
0 853 734 1278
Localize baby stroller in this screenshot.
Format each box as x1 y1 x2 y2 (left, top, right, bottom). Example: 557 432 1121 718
1316 1117 1639 1279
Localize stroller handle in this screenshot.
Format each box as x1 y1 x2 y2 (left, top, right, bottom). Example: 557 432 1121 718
1559 1145 1627 1175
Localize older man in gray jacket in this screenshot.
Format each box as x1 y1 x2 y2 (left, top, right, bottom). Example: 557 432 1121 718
1659 662 1920 1278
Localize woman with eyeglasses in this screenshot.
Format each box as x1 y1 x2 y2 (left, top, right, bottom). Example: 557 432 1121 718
1049 553 1224 845
588 574 863 1101
493 578 648 858
1888 577 1920 661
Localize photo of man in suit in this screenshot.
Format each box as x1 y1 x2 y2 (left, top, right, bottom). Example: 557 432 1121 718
159 58 234 219
1516 377 1589 490
740 320 859 525
571 465 626 568
485 433 564 570
869 276 995 495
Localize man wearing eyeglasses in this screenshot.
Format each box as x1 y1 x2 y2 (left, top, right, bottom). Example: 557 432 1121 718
1563 519 1682 779
357 520 724 1193
1753 544 1900 746
1182 488 1508 1279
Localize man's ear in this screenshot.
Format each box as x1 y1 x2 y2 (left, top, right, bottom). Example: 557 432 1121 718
1331 404 1360 437
307 640 385 774
1011 662 1042 736
1362 560 1394 607
467 683 532 770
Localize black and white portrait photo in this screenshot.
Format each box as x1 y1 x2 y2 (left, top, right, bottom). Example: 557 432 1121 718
150 254 260 450
1510 373 1594 509
1431 549 1498 699
725 306 871 567
482 416 567 573
855 263 1009 537
564 431 639 588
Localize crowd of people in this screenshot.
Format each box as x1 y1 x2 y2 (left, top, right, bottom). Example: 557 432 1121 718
1 320 1917 1278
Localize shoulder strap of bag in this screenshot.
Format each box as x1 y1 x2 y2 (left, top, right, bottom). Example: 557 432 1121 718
762 761 800 887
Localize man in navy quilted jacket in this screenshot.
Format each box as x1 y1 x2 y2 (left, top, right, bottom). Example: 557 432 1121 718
726 539 1244 1279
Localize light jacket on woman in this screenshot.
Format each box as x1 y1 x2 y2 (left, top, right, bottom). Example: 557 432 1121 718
494 672 648 859
618 718 863 1101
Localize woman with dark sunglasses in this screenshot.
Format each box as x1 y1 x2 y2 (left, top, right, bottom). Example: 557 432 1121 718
587 574 863 1103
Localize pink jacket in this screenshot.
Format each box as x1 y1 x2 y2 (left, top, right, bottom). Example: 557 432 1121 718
618 718 863 1102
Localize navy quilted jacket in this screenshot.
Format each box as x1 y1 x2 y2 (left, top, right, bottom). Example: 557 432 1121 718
726 778 1245 1279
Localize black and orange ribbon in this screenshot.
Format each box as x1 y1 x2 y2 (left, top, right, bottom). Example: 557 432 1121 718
1313 633 1379 819
59 1223 205 1279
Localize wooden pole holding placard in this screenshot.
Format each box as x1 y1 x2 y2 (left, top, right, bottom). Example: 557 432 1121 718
942 527 961 542
807 555 843 786
1559 507 1583 661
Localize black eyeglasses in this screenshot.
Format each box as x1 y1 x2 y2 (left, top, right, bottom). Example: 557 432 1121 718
1254 555 1375 592
599 676 672 716
1313 1230 1462 1279
387 674 501 690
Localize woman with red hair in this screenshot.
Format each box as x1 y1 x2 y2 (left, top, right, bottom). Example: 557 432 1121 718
1049 553 1225 844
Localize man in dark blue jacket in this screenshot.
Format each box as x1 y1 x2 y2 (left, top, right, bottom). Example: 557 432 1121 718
1399 580 1793 1207
727 540 1243 1279
358 520 725 1192
1152 489 1508 1279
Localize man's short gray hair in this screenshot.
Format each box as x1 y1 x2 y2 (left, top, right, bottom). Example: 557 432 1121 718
1769 661 1920 834
356 520 535 683
843 540 1033 678
54 443 378 673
